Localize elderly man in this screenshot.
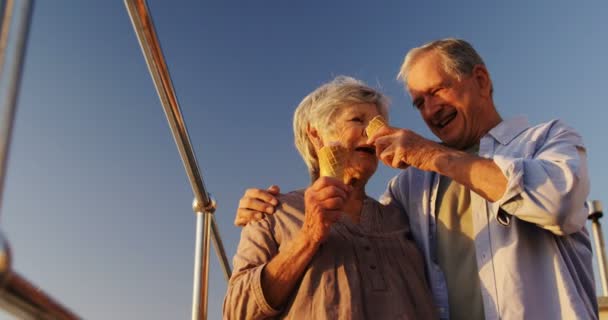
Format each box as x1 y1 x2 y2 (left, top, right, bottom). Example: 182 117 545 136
236 39 596 320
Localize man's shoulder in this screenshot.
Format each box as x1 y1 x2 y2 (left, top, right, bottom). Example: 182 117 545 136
276 189 305 203
529 118 574 132
390 167 430 185
520 118 583 146
382 168 432 204
492 117 581 145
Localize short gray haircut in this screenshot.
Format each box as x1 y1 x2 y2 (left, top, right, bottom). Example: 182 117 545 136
397 38 487 84
293 76 389 181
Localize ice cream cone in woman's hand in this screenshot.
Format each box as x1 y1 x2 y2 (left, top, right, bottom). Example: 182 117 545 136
318 142 346 182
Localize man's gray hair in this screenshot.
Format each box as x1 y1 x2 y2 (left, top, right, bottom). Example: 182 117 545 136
293 76 389 181
397 38 487 84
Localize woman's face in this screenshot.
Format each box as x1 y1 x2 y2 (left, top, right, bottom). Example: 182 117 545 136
317 103 381 185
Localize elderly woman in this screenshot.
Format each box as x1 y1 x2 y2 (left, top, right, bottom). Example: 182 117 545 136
223 76 436 319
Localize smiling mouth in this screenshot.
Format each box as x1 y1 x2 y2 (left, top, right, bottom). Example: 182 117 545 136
355 146 376 155
436 112 457 129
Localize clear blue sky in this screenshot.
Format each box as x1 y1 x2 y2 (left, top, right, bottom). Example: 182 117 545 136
2 1 607 319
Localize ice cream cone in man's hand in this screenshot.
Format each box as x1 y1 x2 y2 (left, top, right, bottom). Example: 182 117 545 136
365 115 410 170
365 115 388 138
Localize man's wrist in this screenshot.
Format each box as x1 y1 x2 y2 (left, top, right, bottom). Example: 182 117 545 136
422 141 453 172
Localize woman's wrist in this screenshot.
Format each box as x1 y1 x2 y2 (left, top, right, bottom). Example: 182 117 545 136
296 227 322 252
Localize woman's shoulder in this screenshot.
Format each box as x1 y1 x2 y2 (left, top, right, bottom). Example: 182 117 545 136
365 196 410 232
276 189 305 204
270 189 306 222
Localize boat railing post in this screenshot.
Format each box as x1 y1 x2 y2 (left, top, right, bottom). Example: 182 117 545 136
123 1 233 319
589 200 608 296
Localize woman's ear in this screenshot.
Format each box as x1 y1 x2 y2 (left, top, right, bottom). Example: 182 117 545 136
306 124 323 151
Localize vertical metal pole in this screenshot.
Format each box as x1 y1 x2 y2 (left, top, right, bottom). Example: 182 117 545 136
191 211 212 320
589 200 608 296
124 2 234 318
0 1 79 318
0 0 32 213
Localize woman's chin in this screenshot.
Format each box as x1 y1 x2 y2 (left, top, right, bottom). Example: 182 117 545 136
344 168 375 187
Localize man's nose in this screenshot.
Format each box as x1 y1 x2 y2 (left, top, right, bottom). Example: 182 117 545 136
421 96 442 118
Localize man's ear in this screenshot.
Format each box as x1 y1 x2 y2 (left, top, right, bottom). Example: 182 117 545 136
306 124 323 150
473 64 493 98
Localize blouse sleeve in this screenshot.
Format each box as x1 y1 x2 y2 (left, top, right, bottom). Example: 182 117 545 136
223 216 282 319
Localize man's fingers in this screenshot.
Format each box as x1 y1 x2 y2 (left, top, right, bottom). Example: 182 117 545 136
373 136 392 158
234 208 264 226
244 188 279 206
366 126 393 144
266 185 281 196
378 143 395 166
239 197 276 214
391 149 404 168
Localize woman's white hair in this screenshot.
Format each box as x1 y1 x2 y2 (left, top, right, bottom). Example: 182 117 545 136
293 76 389 181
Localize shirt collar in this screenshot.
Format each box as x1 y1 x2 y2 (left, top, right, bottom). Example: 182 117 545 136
486 116 530 145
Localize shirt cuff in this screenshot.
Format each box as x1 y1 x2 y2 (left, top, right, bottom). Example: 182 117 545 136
252 264 282 317
493 156 524 209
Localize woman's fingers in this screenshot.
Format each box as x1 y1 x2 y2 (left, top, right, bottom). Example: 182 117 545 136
317 185 349 202
320 195 346 210
323 210 343 223
311 176 351 193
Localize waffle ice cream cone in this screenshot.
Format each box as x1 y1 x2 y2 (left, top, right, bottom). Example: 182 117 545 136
318 143 346 182
365 115 388 137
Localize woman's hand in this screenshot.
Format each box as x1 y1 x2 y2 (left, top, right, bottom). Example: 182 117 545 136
301 177 351 244
234 185 281 226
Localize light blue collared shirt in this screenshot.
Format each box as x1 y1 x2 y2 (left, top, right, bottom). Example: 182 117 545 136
380 117 597 320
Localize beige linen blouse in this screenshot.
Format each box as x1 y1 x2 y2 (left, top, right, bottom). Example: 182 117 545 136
223 190 437 320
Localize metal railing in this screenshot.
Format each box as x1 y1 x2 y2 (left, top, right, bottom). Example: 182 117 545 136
0 0 79 319
123 1 232 319
1 1 607 319
589 200 608 296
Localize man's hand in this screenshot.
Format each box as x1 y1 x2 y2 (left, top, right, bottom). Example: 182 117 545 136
368 126 508 202
234 185 281 226
367 126 444 171
301 177 350 244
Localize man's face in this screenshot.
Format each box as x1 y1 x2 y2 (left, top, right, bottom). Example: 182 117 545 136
406 52 488 149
